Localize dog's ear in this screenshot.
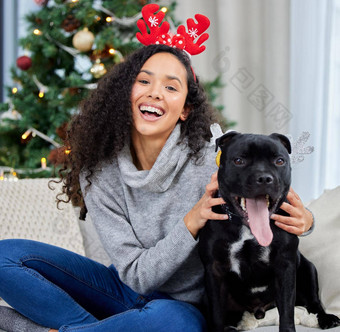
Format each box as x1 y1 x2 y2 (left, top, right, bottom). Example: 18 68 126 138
270 133 292 154
215 131 240 152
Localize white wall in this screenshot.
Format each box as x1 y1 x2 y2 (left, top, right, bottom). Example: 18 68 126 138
175 0 290 136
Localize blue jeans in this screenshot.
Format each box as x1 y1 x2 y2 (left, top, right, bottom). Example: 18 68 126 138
0 239 206 331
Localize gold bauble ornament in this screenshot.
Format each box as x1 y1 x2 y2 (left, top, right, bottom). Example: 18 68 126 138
90 59 107 78
72 28 95 52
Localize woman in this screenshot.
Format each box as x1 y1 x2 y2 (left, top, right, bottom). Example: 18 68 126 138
0 44 313 332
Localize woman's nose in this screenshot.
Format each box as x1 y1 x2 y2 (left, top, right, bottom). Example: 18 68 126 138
148 83 163 100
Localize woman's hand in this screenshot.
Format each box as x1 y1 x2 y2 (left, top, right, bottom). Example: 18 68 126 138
271 187 313 235
184 171 228 239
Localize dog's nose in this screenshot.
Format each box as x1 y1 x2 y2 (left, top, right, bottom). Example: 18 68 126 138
256 174 274 185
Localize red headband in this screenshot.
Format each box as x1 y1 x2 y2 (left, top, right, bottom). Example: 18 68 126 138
136 4 210 56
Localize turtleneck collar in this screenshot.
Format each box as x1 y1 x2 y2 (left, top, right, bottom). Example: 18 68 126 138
117 124 190 192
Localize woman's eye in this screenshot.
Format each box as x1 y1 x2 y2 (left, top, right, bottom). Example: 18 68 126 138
138 79 149 84
234 158 244 166
166 86 177 92
275 158 285 166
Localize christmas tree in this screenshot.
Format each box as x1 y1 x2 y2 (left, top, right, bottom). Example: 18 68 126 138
0 0 228 180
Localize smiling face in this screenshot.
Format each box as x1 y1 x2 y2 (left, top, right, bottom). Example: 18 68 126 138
130 52 189 142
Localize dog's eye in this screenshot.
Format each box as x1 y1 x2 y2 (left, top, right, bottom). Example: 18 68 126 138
234 158 245 166
275 158 285 166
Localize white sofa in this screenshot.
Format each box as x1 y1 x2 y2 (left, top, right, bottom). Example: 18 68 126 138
0 178 339 331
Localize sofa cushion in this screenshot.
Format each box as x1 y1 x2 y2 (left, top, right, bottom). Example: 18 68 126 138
299 185 340 317
0 178 84 256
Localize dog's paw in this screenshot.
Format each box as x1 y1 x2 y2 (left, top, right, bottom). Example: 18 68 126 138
318 313 340 329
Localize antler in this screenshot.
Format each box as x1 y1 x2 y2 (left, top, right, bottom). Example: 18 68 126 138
135 4 210 56
177 14 210 55
136 4 170 46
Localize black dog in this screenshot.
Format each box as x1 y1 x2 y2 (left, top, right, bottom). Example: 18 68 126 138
198 132 340 332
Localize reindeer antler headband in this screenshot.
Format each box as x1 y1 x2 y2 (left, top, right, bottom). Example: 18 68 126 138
136 4 210 56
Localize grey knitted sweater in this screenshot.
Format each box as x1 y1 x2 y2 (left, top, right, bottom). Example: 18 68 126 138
80 124 219 304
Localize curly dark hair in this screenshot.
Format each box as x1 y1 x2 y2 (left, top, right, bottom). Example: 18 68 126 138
58 44 218 218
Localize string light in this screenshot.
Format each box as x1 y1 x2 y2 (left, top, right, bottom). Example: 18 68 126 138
64 149 71 155
21 128 60 147
38 90 45 98
0 169 19 182
12 87 18 94
161 7 168 13
0 166 51 177
21 129 32 140
93 3 142 27
41 157 47 169
106 17 113 22
109 48 116 55
33 29 42 35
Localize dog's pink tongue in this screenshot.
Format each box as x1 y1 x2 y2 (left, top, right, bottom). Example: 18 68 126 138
246 197 273 247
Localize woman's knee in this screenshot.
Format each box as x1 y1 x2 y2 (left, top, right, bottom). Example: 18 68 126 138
0 239 50 299
0 239 23 287
0 239 38 270
143 299 207 331
0 239 21 264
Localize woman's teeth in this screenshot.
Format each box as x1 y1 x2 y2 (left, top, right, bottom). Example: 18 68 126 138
140 105 164 116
